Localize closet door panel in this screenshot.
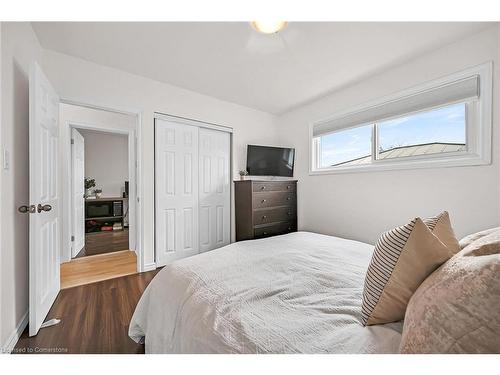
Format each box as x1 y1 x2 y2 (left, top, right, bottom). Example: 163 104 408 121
198 128 230 253
155 119 199 266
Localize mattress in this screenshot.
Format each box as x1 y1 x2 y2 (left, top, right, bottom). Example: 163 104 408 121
129 231 403 353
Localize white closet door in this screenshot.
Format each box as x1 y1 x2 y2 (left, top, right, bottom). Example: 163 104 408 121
155 119 199 266
198 127 230 252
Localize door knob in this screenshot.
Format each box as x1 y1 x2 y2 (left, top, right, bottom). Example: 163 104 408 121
18 205 35 214
37 204 52 213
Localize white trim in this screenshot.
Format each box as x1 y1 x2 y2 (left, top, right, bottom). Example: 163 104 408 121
1 311 28 354
59 99 146 272
61 97 142 118
310 62 493 175
143 262 157 272
135 112 145 272
154 112 233 133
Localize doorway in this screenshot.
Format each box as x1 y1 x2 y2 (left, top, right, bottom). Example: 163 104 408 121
72 128 129 258
60 103 139 289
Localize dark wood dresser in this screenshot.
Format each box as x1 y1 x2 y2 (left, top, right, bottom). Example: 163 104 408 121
235 180 297 241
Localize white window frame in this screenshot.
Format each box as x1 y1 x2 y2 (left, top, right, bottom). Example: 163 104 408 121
309 62 492 175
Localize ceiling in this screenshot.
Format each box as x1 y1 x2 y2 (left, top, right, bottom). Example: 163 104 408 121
32 22 492 114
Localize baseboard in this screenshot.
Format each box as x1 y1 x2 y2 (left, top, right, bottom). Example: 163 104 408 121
1 311 28 354
142 262 157 272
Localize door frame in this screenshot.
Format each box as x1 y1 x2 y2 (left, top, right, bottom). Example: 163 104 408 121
153 112 233 265
60 99 144 272
70 128 85 258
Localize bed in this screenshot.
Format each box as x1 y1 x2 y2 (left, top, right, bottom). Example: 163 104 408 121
129 232 403 353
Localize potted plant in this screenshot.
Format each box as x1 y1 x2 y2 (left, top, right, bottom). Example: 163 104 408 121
84 178 96 197
94 188 103 199
238 169 249 181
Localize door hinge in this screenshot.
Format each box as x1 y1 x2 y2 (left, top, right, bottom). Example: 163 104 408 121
71 139 74 145
71 235 75 242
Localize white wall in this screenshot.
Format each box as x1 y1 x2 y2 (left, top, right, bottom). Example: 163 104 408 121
277 26 500 245
79 129 128 198
0 22 42 351
40 42 279 271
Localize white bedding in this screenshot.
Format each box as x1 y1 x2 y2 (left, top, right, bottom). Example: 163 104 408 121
129 232 402 353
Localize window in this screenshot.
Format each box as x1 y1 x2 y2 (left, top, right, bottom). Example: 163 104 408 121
311 63 492 174
377 103 466 160
319 124 372 167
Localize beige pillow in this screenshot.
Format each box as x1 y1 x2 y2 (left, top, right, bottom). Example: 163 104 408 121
361 216 454 326
423 211 460 254
459 226 500 250
400 230 500 353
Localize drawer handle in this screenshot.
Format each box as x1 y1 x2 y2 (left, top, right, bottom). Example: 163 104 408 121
286 197 291 200
262 215 267 220
261 199 267 203
287 185 291 189
263 231 268 235
287 211 292 216
288 227 292 231
260 186 266 190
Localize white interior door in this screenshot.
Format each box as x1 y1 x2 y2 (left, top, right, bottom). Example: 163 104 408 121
199 128 231 252
29 63 60 336
71 128 85 257
155 119 199 266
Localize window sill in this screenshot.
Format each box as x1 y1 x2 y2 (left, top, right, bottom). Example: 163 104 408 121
309 153 491 175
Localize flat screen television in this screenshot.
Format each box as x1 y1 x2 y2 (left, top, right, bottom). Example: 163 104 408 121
246 145 295 177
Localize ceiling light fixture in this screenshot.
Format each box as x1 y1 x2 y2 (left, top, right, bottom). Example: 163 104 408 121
251 21 288 34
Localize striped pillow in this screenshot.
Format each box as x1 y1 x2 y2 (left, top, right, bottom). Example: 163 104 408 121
361 213 455 326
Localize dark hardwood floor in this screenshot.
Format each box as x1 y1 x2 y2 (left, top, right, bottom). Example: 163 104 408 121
14 269 159 354
76 229 129 258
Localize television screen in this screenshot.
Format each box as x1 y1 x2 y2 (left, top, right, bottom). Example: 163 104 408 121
246 145 295 177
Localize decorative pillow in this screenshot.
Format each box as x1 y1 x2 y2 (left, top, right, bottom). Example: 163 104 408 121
423 211 460 254
400 230 500 353
459 226 500 250
361 216 454 326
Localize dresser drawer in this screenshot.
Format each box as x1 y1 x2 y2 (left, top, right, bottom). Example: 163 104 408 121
254 221 297 239
253 191 296 209
252 181 296 193
252 206 296 226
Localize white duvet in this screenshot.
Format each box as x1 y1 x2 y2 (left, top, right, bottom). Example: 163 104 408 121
129 232 402 353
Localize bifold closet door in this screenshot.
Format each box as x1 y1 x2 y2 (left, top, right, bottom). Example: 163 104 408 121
198 127 230 252
155 119 199 266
